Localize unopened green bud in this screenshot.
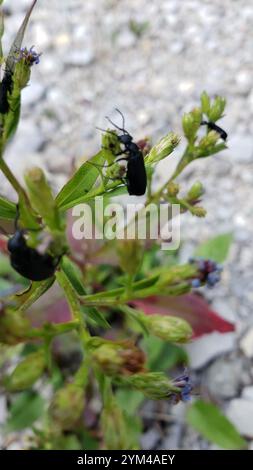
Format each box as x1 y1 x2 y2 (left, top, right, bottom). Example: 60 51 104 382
182 108 202 142
101 398 127 450
25 167 61 232
143 314 192 342
0 308 31 345
102 130 121 164
125 372 179 399
49 383 85 430
201 91 211 115
208 96 226 122
145 132 180 164
167 181 180 197
117 240 143 277
89 337 146 376
13 60 31 89
5 350 46 391
199 130 220 149
187 181 204 201
191 206 207 217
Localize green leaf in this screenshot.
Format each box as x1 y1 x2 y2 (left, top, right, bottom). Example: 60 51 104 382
82 305 111 330
5 390 45 432
16 278 55 311
116 389 144 414
55 151 104 210
60 256 86 295
5 0 38 74
195 233 233 263
79 430 99 450
186 400 246 450
142 335 188 371
0 196 16 220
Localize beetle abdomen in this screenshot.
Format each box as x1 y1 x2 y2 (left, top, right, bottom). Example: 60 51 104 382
126 153 147 196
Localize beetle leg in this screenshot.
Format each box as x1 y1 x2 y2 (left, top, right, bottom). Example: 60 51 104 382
15 282 33 296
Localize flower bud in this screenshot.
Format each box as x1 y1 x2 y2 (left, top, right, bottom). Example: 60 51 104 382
167 181 180 197
187 181 204 201
101 130 121 164
5 350 46 391
49 383 85 430
208 96 226 122
182 108 202 142
89 337 146 376
13 61 31 89
125 372 180 399
191 206 207 217
25 167 61 232
199 130 220 150
145 132 180 164
117 240 143 277
0 308 31 345
200 91 211 115
143 314 192 343
101 398 127 450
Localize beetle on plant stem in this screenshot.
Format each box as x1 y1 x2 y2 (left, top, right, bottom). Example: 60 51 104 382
0 70 14 115
98 109 147 196
1 207 61 283
201 120 227 141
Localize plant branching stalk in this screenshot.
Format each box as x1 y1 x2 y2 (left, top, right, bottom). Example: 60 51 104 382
0 155 28 199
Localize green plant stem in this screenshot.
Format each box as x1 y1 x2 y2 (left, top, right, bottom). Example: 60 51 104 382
0 156 28 200
56 270 90 345
27 320 80 339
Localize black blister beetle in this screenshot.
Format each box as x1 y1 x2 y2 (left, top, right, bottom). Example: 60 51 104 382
8 230 60 282
4 208 61 282
0 70 14 115
101 109 147 196
201 120 227 141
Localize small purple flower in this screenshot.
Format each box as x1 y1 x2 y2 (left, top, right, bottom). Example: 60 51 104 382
16 46 41 66
191 278 201 288
189 257 222 289
169 370 193 404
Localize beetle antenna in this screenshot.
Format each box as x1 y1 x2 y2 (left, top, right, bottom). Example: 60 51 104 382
115 108 126 131
96 126 117 136
105 115 127 134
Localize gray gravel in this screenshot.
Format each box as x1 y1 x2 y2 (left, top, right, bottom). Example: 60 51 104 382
0 0 253 450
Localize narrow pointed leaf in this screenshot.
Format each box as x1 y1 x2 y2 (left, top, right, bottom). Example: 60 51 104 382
0 195 16 219
6 0 38 73
194 233 233 263
186 400 246 450
56 151 104 210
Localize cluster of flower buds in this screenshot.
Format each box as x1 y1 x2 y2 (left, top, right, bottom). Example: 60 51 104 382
189 257 223 288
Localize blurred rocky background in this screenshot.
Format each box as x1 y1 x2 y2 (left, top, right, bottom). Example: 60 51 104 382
1 0 253 449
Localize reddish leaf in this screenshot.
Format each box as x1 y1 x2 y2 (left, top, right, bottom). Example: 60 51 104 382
132 294 235 339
